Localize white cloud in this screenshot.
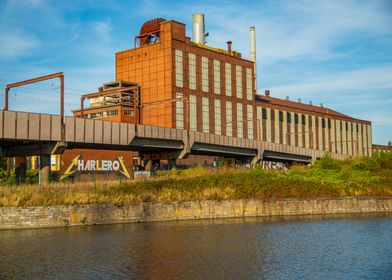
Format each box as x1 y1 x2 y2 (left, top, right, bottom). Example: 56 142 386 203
0 31 39 60
93 19 112 42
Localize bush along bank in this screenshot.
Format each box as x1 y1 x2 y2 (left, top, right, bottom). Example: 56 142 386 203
0 153 391 207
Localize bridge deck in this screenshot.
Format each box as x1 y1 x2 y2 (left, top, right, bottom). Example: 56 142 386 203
0 110 347 161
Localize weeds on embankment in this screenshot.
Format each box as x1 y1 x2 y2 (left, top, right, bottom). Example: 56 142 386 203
0 153 391 207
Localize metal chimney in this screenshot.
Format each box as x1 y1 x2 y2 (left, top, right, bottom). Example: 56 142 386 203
250 26 257 91
193 13 206 45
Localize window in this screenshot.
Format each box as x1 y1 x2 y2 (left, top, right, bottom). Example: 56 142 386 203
225 63 232 96
175 49 183 87
328 119 331 129
279 111 283 122
247 105 253 139
294 114 298 124
89 112 103 119
236 65 242 99
189 95 197 131
176 93 184 129
246 68 252 100
213 60 220 95
106 110 118 116
214 100 221 135
226 101 233 136
237 103 243 138
124 109 134 116
202 97 209 133
302 115 306 125
346 122 349 131
202 56 209 92
189 53 196 90
287 112 291 123
322 118 326 128
262 108 267 120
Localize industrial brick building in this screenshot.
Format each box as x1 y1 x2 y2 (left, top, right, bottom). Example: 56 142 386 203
38 14 376 178
255 93 373 157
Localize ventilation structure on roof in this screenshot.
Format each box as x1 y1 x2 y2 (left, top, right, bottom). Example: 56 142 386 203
135 18 166 47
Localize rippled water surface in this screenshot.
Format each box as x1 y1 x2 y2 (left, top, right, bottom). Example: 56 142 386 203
1 214 392 280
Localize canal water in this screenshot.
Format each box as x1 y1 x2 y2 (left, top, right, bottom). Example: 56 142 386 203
1 214 391 280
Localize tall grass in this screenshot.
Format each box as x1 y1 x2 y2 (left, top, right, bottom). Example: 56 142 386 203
1 153 391 207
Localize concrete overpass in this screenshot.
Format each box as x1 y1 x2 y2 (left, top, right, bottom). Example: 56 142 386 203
0 109 346 183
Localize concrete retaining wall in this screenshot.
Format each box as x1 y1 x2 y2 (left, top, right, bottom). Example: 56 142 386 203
1 197 392 230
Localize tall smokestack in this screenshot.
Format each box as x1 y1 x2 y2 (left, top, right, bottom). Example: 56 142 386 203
193 13 206 45
250 26 257 92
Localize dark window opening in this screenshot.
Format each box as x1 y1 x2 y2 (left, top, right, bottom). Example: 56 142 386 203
287 112 291 123
279 111 283 122
302 115 306 125
294 114 298 124
262 108 267 120
322 118 326 128
328 119 331 129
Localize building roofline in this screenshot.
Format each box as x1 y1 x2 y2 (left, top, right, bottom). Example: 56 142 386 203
255 94 371 124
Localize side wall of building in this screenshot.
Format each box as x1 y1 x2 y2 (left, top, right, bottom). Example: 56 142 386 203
256 103 372 156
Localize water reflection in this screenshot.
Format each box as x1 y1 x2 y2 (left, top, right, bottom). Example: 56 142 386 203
1 214 392 279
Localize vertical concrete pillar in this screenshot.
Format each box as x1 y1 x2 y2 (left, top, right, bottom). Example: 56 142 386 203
291 112 295 146
325 118 330 152
257 107 262 141
312 116 316 150
353 123 358 156
347 122 352 155
274 110 279 144
298 113 303 147
336 120 341 154
168 159 176 170
367 124 372 156
282 110 287 145
305 114 310 149
342 121 347 155
39 155 51 186
318 117 323 151
358 124 363 156
266 108 271 142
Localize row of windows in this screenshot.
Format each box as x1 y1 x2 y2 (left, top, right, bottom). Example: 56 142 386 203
257 107 372 156
87 110 119 119
175 94 253 139
261 108 363 131
175 50 253 100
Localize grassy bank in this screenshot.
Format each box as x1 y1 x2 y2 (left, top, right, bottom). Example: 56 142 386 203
1 153 391 207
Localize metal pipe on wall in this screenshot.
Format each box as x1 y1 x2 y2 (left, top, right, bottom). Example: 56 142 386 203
250 26 257 91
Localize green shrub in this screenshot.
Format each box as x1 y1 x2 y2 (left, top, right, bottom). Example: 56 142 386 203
314 153 341 170
25 169 39 184
351 157 380 172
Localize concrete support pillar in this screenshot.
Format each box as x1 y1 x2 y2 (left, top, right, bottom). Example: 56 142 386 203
39 155 51 186
168 159 176 170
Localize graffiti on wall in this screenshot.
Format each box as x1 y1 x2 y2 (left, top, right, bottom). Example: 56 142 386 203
259 161 289 170
60 155 131 180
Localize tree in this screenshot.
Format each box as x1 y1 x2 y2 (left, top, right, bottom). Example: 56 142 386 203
388 141 392 146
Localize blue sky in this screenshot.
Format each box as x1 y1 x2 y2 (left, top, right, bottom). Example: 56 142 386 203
0 0 391 144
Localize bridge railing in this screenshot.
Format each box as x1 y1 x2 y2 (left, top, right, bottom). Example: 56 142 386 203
0 110 62 141
65 117 136 145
